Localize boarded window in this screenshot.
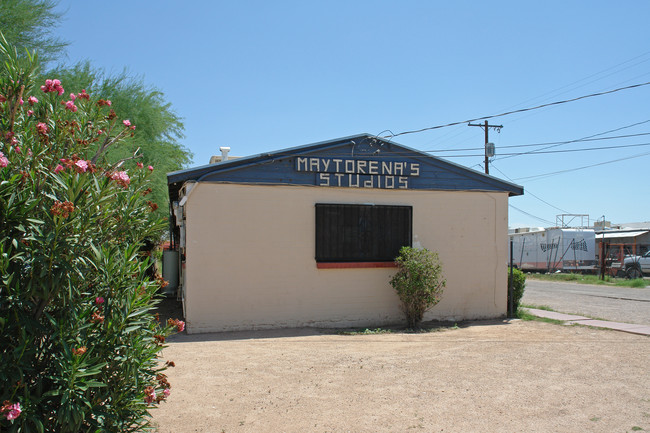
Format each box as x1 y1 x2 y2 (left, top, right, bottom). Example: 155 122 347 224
315 204 412 262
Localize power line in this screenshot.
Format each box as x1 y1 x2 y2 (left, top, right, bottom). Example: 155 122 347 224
513 150 650 182
405 52 650 152
382 81 650 139
440 141 650 158
491 164 569 214
273 135 650 161
509 204 556 226
467 121 502 174
493 119 650 161
431 131 650 153
493 51 650 114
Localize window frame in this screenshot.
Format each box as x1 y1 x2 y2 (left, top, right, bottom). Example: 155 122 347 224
314 203 412 265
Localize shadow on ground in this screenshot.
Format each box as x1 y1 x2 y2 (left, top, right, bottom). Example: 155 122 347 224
159 309 517 343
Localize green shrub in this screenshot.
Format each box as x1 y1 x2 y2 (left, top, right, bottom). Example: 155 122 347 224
390 246 446 329
509 267 526 315
0 36 181 431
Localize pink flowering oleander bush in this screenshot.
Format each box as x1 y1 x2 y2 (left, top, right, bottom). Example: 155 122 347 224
0 35 182 432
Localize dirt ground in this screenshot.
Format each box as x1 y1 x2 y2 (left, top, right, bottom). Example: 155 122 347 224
150 319 649 433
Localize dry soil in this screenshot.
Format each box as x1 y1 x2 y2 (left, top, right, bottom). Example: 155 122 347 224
150 319 649 433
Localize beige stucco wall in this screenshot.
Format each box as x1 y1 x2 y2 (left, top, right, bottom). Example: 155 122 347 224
182 183 510 333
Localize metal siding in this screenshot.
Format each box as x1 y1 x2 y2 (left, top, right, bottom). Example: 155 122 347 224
167 134 524 201
196 156 516 192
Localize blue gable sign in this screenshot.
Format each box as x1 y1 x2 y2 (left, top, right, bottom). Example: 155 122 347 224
295 156 420 189
168 134 523 201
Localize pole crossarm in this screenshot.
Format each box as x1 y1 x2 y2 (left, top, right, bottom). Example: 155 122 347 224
468 121 504 174
468 123 503 130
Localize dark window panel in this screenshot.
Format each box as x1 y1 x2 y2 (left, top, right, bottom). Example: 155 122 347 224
315 204 412 262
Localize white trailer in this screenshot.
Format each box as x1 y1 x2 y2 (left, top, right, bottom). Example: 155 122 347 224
509 228 596 272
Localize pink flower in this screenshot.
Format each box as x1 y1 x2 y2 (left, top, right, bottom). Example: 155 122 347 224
53 80 64 95
166 318 185 332
36 122 48 135
28 96 38 105
69 93 76 101
136 162 144 169
144 386 156 404
97 129 104 135
19 98 23 105
65 100 78 112
163 388 170 397
14 146 20 153
110 171 130 188
122 119 131 127
3 402 21 420
27 109 34 116
54 164 64 173
175 320 185 332
106 100 112 106
77 89 90 100
41 79 64 95
0 152 8 168
95 296 105 305
148 165 154 172
75 160 88 172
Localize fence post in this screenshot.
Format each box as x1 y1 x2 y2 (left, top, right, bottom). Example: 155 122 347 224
509 239 514 317
599 241 605 280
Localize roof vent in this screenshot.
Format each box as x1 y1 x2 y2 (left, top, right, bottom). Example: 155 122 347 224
220 146 230 162
209 147 232 164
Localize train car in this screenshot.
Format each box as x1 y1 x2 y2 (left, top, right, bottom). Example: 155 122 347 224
509 228 596 273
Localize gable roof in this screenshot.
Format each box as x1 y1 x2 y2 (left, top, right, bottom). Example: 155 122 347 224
168 133 523 202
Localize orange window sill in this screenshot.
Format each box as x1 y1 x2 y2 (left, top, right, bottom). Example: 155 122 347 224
316 262 397 269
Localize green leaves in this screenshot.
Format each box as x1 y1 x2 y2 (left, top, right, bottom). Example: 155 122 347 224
0 37 177 432
0 0 65 65
46 62 192 221
390 246 446 329
508 267 526 314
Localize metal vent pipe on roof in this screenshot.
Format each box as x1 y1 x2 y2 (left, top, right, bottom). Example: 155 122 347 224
220 146 230 162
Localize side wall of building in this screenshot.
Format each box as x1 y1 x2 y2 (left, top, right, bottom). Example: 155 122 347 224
183 183 509 333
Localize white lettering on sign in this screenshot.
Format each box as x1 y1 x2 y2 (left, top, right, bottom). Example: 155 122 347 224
319 173 330 186
317 174 409 189
295 157 420 189
296 157 308 171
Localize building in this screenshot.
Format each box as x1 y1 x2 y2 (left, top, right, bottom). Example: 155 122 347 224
593 226 650 276
167 134 523 333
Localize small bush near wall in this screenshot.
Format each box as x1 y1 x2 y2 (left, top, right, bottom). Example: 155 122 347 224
509 267 526 314
390 246 446 328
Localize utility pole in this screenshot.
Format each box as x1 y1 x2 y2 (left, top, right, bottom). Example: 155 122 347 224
468 120 503 174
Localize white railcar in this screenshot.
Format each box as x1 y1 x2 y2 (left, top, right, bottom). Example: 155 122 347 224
509 228 596 272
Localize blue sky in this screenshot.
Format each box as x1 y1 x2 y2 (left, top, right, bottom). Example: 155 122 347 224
52 1 650 228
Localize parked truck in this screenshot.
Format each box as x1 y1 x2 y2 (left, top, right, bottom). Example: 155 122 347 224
623 250 650 278
509 228 597 273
